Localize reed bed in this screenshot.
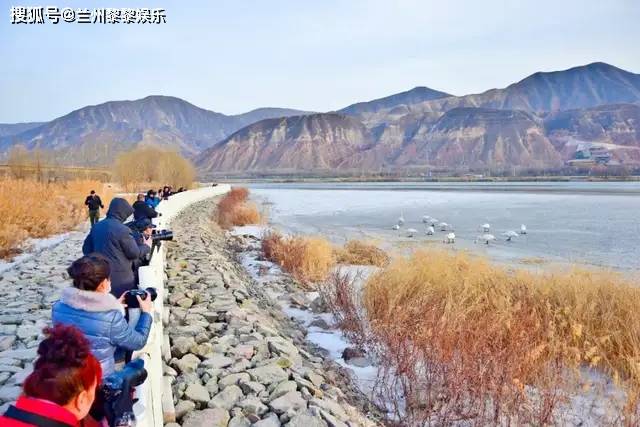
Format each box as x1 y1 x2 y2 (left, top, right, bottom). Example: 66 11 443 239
261 231 334 286
0 179 114 258
333 240 390 267
322 249 640 425
216 187 263 229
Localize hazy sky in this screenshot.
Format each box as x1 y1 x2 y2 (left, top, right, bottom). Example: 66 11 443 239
1 0 639 122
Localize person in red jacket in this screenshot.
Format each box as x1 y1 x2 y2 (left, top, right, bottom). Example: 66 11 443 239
0 324 102 427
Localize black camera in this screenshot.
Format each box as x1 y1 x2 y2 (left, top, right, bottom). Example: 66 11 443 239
151 229 173 242
102 359 148 427
124 287 158 308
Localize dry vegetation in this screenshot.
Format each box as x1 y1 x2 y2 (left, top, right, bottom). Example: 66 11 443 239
261 231 334 285
215 187 263 229
0 179 114 258
321 249 640 425
333 240 390 267
113 146 195 191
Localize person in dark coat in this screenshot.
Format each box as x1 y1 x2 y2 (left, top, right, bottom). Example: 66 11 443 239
133 193 160 221
84 190 104 227
82 197 150 297
52 254 152 377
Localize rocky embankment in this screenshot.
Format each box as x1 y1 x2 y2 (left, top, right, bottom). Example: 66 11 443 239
0 231 86 407
163 199 381 427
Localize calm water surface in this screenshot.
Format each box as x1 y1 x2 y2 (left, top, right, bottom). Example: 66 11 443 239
246 182 640 271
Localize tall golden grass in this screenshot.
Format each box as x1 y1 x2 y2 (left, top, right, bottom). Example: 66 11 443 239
216 187 263 229
0 179 114 258
321 249 640 424
262 231 334 286
333 240 390 267
113 146 195 191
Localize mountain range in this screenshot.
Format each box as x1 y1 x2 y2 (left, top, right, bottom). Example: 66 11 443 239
2 62 640 174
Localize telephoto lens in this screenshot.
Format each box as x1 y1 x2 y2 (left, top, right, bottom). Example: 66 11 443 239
124 287 158 308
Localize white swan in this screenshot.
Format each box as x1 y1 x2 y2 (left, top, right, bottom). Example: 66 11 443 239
430 218 439 227
438 222 449 231
520 224 527 235
422 215 431 223
475 233 496 245
444 232 456 244
392 224 400 231
503 231 519 242
426 226 435 235
481 223 491 233
397 212 405 226
406 228 418 238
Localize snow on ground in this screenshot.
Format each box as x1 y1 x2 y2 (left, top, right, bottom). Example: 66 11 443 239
233 224 380 398
0 232 74 274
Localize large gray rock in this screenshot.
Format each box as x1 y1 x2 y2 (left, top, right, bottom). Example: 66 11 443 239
174 400 196 421
253 413 281 427
266 337 299 358
0 337 15 352
0 385 21 402
219 372 250 389
270 381 297 400
287 411 329 427
208 384 244 410
201 354 233 369
247 365 288 385
269 391 307 414
174 354 201 374
184 383 210 405
237 396 269 416
308 398 348 422
229 414 251 427
171 336 196 358
182 408 230 427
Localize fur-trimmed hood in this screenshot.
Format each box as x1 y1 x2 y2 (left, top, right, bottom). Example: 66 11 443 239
60 287 125 314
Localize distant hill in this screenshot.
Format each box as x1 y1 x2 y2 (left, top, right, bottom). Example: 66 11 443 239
0 122 44 138
0 96 307 165
196 113 372 173
4 62 640 173
197 63 640 174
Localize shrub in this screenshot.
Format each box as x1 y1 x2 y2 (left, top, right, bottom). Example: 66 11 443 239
322 249 640 424
114 146 195 191
215 187 263 229
261 231 334 286
333 240 389 267
0 179 114 258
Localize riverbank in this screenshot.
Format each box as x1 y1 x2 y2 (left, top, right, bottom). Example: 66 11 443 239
162 198 381 426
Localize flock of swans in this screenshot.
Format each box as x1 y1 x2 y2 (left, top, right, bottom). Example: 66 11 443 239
391 213 527 245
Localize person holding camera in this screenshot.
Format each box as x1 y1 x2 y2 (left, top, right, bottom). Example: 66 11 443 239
0 324 102 427
83 197 150 298
52 254 153 377
133 193 160 221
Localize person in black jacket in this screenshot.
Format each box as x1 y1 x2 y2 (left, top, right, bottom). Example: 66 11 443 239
82 198 150 297
84 190 104 227
132 193 159 221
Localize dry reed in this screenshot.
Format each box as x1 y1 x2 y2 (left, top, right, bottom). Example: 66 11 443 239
322 249 640 425
0 179 114 258
261 230 334 286
216 187 263 229
333 240 389 267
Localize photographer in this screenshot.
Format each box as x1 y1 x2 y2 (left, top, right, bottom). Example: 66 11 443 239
0 324 102 427
133 193 159 221
83 197 150 298
52 254 153 377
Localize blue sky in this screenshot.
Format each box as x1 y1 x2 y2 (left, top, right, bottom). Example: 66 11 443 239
1 0 639 122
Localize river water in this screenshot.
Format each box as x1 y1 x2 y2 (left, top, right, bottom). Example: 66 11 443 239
246 182 640 272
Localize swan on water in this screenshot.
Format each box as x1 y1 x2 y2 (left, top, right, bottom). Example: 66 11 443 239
426 226 435 235
520 224 527 234
392 224 400 231
444 232 456 244
475 233 496 245
438 222 449 231
398 212 405 226
422 215 431 223
430 218 439 227
481 223 491 233
503 231 519 242
406 228 418 238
